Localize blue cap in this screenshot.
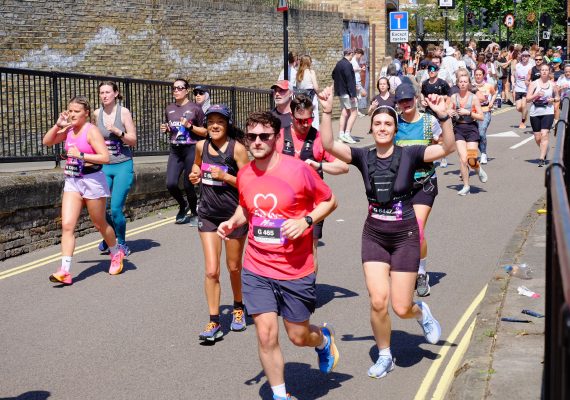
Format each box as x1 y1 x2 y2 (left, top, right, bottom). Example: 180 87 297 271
394 84 416 102
205 104 232 122
552 57 562 63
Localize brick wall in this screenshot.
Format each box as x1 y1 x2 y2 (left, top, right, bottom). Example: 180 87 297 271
0 0 344 91
0 164 176 261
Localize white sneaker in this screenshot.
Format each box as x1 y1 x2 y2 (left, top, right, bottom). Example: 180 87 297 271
337 133 346 142
358 111 366 118
343 133 357 144
457 185 470 196
478 166 488 183
439 158 448 168
480 153 488 164
416 302 441 345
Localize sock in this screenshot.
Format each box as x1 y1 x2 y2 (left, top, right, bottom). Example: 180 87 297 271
210 314 220 324
378 347 392 358
418 258 427 275
416 302 425 321
109 244 119 256
61 256 72 272
339 130 345 137
271 383 287 398
316 331 328 350
233 301 244 310
345 131 351 136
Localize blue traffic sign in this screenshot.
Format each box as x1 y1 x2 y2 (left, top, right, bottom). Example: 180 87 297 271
389 11 409 31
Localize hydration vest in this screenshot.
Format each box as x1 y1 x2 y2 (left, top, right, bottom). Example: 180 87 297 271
282 126 323 178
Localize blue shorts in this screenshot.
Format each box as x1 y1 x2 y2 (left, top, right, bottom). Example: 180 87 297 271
241 268 316 323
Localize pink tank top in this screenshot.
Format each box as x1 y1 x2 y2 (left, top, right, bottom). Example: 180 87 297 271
64 123 95 154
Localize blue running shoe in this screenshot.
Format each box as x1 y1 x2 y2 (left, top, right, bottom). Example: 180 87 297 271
315 323 339 373
367 355 395 379
199 321 223 342
417 301 441 344
98 240 109 253
119 243 131 257
273 394 294 400
230 308 247 332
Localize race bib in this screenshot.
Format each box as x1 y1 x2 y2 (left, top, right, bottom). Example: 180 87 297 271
64 157 84 177
105 139 122 156
201 163 228 186
252 216 286 244
369 201 403 221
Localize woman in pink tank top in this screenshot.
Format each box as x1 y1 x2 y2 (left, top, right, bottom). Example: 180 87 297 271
42 96 125 286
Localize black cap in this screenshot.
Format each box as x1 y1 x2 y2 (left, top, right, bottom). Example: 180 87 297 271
395 84 416 102
193 85 209 95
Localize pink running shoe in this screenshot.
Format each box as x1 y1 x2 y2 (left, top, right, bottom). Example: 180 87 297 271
49 268 72 285
109 249 125 275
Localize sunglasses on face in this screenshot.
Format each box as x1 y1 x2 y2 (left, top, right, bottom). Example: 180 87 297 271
273 88 289 95
294 116 314 126
535 58 543 61
194 90 205 95
245 132 274 142
428 67 438 72
172 86 187 92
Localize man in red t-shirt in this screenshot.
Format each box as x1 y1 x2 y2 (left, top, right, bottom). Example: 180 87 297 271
218 111 338 400
275 93 348 275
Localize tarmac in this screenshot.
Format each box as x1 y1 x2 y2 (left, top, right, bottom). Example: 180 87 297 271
0 106 548 399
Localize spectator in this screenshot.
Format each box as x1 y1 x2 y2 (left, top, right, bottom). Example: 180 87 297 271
295 55 321 129
441 46 459 84
279 51 299 89
331 48 358 144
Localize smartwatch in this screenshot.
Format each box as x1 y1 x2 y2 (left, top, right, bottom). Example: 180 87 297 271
304 216 313 227
79 152 85 160
437 114 450 123
121 131 125 138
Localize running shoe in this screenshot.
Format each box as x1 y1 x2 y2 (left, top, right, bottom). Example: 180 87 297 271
188 215 199 227
439 158 448 168
478 166 488 183
273 394 295 400
175 203 190 224
119 243 131 257
343 133 357 144
109 248 125 275
417 302 441 345
367 355 395 379
199 321 223 342
230 308 247 332
518 122 526 129
98 240 109 253
480 153 488 164
457 185 470 196
538 159 545 168
49 268 72 285
315 323 339 373
416 273 430 297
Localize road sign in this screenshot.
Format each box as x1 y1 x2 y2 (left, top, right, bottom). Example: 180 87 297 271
390 31 409 43
438 0 455 9
504 13 515 28
543 31 551 40
389 12 408 31
277 0 288 12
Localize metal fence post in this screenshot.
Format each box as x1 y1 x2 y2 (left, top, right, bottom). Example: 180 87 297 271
52 73 60 167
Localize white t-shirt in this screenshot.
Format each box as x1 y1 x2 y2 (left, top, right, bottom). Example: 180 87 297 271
278 66 298 89
352 58 362 89
557 75 570 98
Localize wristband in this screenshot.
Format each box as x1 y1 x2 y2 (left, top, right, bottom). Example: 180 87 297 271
323 110 333 114
121 131 125 137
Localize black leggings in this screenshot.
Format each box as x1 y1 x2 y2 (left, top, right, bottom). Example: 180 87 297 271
166 144 197 214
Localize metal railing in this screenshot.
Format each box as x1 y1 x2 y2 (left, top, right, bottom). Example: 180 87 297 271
0 67 273 163
543 96 570 399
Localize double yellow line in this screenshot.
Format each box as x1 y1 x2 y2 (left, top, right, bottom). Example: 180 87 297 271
414 284 488 400
0 216 175 280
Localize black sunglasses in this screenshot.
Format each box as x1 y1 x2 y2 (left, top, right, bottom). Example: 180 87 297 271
245 133 274 142
194 90 205 95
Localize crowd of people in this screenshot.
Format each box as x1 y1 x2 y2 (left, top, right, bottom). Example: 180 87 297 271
41 38 567 400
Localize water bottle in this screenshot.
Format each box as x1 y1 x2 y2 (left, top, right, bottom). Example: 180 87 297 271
504 263 533 279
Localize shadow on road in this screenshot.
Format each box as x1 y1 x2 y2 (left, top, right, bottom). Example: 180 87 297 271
0 391 51 400
316 283 359 309
70 258 137 284
245 362 353 399
427 271 447 288
446 184 488 194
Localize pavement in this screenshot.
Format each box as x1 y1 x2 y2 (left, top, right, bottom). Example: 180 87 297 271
0 107 546 399
447 196 546 399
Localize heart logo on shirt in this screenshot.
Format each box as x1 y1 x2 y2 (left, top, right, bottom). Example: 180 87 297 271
253 193 278 218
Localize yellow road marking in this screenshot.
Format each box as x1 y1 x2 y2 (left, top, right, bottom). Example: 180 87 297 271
431 317 477 399
0 216 175 280
413 284 488 400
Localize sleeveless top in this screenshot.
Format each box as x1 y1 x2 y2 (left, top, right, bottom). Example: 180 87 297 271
296 70 314 91
453 93 476 123
198 138 240 220
97 104 132 164
396 113 436 180
514 63 532 93
529 81 554 117
64 123 100 177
